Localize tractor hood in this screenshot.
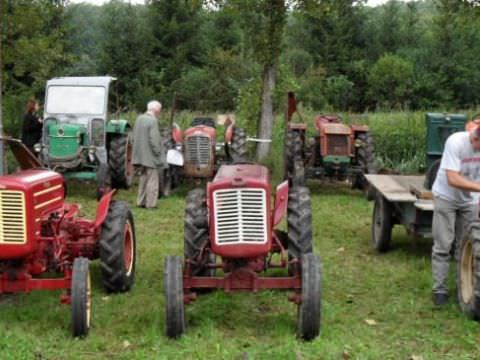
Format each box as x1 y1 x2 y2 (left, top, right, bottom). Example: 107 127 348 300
184 125 216 140
47 122 86 160
213 164 270 186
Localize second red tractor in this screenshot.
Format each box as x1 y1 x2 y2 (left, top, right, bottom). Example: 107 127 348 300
164 163 322 340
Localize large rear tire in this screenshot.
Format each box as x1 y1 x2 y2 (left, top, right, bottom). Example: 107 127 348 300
353 132 376 191
297 253 321 341
164 255 185 338
109 132 134 189
71 257 91 338
424 159 441 190
284 129 303 181
230 127 247 163
287 186 313 260
457 223 480 320
372 194 393 252
99 201 136 293
184 189 214 276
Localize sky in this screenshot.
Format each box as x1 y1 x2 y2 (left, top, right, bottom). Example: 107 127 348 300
69 0 405 6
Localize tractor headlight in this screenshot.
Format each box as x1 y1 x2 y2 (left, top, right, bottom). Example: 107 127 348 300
175 143 183 151
33 143 42 153
88 145 96 155
354 139 363 147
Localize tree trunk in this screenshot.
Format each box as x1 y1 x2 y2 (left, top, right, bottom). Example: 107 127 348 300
256 64 275 161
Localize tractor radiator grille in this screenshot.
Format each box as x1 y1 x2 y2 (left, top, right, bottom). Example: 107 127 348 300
327 135 349 156
0 191 26 244
213 188 267 245
185 136 211 166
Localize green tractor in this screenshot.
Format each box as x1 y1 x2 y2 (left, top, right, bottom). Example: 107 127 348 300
39 76 133 197
424 112 467 189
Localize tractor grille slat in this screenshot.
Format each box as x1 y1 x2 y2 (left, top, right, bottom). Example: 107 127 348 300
213 188 267 245
185 136 211 165
0 191 26 244
327 135 349 156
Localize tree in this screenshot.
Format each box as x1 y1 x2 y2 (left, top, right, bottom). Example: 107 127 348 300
367 53 414 109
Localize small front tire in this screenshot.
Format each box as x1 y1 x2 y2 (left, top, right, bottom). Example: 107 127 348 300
164 255 185 338
71 257 91 338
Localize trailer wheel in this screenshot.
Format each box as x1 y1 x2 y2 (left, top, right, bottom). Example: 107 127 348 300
109 131 134 189
287 186 313 262
165 255 185 338
184 189 214 276
353 132 376 192
457 223 480 320
100 200 136 293
71 257 91 338
297 253 322 341
230 127 247 163
424 159 441 190
372 194 393 252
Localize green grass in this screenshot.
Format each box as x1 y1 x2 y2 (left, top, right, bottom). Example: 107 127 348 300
1 179 479 359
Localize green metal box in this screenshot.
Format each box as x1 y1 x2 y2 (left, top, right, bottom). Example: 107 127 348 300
425 112 467 166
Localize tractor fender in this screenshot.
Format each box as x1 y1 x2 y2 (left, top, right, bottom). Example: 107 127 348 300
351 124 370 134
224 124 234 144
94 189 116 229
172 123 183 144
273 180 289 226
106 119 130 134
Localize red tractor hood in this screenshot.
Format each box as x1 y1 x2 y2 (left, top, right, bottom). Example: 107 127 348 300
184 125 216 139
213 164 270 186
0 169 63 191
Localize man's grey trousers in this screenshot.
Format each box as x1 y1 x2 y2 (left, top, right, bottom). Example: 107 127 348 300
432 196 476 294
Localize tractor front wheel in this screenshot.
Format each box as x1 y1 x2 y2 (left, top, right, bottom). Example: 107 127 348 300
71 257 91 338
99 201 136 292
457 223 480 320
230 127 247 163
109 132 134 189
372 194 393 252
297 253 322 341
164 255 185 338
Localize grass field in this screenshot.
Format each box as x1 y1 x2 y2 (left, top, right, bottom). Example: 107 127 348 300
1 178 480 360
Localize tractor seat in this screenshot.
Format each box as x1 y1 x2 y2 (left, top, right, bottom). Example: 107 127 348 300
191 117 216 129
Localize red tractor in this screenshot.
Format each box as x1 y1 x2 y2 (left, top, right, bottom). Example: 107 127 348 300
284 92 376 191
164 163 322 340
161 116 247 193
0 138 136 337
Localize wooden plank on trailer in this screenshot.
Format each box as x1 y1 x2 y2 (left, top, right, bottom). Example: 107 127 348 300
365 174 417 202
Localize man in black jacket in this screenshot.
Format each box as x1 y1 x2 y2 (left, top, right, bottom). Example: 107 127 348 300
21 98 42 152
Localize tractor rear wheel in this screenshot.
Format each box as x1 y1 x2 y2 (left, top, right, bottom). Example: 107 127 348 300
287 186 313 262
99 200 136 293
353 132 376 193
457 223 480 320
424 159 441 190
372 194 393 252
230 127 247 163
297 253 322 341
284 129 303 180
164 255 185 338
109 132 134 189
158 167 172 198
71 257 91 338
96 163 111 201
184 189 214 276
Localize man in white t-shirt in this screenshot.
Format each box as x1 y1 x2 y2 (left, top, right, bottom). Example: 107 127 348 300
431 126 480 305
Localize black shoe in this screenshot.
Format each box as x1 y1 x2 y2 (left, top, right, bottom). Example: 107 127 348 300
433 293 449 306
